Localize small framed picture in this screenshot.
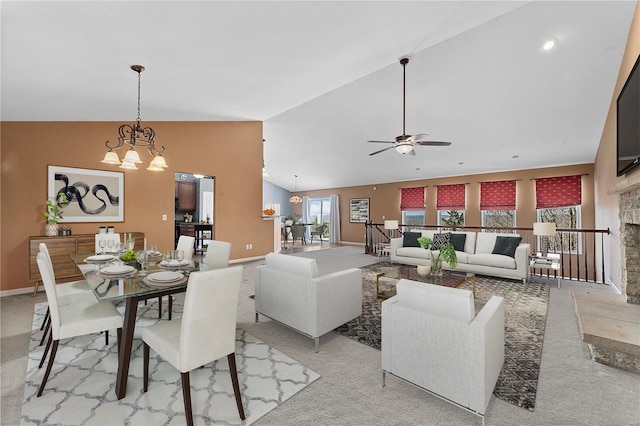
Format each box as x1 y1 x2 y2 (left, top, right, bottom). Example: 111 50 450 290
48 165 124 222
349 198 369 223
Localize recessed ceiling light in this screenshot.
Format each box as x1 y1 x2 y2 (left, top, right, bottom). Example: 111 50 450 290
458 162 464 165
542 38 558 51
512 155 519 159
415 168 420 171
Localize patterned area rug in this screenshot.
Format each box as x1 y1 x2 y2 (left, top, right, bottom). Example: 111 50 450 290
335 262 550 411
22 301 320 425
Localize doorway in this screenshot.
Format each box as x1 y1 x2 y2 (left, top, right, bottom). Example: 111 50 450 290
174 172 214 251
308 197 330 239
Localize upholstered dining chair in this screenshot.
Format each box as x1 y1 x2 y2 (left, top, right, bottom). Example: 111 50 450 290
38 243 95 345
159 235 196 319
290 224 306 246
142 266 246 426
310 224 326 243
35 252 123 397
204 240 232 269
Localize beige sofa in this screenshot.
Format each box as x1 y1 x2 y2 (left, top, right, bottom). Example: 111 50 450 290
390 230 531 282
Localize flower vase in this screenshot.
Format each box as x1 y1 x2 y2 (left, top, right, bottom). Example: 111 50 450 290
430 257 443 276
45 224 58 237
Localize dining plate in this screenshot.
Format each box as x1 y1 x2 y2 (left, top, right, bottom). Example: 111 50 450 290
101 265 135 275
147 271 183 282
143 275 187 288
85 254 116 262
159 260 189 267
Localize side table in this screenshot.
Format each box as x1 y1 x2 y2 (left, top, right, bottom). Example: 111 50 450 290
376 243 391 262
529 253 561 288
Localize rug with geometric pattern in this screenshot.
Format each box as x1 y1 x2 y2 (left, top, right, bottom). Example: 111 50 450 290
335 262 550 411
21 301 320 425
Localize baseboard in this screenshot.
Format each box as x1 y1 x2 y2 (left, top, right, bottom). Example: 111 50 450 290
606 279 623 295
230 255 266 264
1 286 41 298
339 241 366 247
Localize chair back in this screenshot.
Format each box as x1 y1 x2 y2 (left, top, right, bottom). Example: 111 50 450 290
178 265 243 372
291 224 305 239
176 235 195 260
36 252 61 339
39 243 55 277
204 240 232 269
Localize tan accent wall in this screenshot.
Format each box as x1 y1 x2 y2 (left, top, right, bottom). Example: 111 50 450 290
594 1 640 291
293 163 596 245
0 121 269 292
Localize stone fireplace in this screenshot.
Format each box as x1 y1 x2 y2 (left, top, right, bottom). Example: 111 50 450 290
619 184 640 305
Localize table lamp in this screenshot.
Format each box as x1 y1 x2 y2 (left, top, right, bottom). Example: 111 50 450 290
384 220 399 239
533 222 556 257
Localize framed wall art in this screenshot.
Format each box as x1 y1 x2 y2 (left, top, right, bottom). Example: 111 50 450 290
48 165 124 222
349 198 369 223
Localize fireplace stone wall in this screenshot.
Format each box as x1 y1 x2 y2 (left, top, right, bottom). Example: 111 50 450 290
619 187 640 305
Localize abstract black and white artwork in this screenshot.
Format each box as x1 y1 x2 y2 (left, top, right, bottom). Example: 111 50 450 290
48 166 124 222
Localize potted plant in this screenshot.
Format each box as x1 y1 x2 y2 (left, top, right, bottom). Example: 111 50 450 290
417 235 458 275
43 193 68 236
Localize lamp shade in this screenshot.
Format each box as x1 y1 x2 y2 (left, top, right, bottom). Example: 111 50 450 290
123 148 142 163
150 154 168 168
384 220 399 230
119 160 138 170
101 151 121 165
533 222 556 236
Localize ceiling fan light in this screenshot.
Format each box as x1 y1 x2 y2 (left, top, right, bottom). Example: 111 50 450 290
123 148 142 163
395 144 414 154
101 151 121 165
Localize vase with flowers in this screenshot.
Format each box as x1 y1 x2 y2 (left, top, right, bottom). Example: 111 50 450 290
43 193 68 236
417 235 457 275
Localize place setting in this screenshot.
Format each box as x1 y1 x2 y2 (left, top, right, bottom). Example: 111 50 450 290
143 270 187 288
83 254 119 264
158 249 190 270
95 264 137 279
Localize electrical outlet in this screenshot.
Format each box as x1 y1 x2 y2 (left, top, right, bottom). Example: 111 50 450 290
162 214 167 221
248 244 253 250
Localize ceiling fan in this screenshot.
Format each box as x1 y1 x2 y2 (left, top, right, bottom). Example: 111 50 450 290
368 57 452 156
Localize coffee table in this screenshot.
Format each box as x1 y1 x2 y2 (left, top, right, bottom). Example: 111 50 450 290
376 265 475 299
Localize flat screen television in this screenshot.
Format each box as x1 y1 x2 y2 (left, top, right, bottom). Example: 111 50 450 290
617 53 640 176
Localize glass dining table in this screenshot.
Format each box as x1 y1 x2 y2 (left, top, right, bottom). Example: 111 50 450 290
71 253 207 400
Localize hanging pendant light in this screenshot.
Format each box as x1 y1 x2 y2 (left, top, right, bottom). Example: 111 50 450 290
101 65 168 171
289 174 302 204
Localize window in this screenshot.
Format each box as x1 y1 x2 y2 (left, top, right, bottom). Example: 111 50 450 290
438 210 465 226
536 206 581 253
482 210 516 228
308 197 331 237
480 180 516 228
400 187 425 227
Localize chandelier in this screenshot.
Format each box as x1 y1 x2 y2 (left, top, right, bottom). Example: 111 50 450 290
101 65 168 171
289 175 302 204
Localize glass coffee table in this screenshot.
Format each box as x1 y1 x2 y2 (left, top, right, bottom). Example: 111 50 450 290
376 265 475 299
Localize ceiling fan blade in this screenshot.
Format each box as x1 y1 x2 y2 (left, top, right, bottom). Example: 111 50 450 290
367 140 395 144
408 148 416 156
413 133 430 141
369 146 395 156
416 141 452 146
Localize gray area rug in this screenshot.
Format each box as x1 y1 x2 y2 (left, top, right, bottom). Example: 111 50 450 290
335 262 550 411
22 301 320 425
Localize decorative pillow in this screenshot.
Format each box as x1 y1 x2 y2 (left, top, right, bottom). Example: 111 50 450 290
492 236 522 258
450 233 467 252
430 233 451 250
402 232 422 247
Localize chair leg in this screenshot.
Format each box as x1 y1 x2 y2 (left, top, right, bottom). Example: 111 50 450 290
116 327 122 353
181 372 194 426
39 331 52 369
168 296 173 321
40 307 50 331
227 353 245 420
143 342 149 392
104 330 109 346
158 296 163 319
39 317 51 346
37 340 59 397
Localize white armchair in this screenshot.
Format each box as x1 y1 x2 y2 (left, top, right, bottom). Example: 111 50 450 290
255 253 362 351
382 279 504 423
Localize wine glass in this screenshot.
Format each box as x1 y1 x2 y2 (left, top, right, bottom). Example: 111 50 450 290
136 250 148 275
175 249 185 269
98 240 106 254
107 239 115 253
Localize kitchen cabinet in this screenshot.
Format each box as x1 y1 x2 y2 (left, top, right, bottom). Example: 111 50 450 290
175 181 196 211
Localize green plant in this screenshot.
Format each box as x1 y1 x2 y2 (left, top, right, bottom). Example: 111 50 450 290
442 210 465 226
44 193 68 225
417 236 458 269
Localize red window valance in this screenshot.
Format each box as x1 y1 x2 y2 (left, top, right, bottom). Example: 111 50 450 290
480 180 516 210
535 175 582 209
400 187 425 211
436 184 465 210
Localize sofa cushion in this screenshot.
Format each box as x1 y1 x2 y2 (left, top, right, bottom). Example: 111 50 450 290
492 236 522 258
454 251 470 264
431 233 450 250
403 232 422 247
265 252 319 278
475 232 520 254
468 253 517 269
396 279 475 323
396 247 431 260
449 233 467 252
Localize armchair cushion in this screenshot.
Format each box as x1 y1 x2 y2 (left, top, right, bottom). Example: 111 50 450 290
265 252 319 278
396 279 475 323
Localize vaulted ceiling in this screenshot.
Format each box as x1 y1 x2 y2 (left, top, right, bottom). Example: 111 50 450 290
2 1 636 191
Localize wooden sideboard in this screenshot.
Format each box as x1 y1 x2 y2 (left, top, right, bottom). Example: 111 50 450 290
28 232 145 295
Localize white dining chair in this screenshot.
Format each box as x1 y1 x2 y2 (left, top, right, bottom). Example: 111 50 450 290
176 235 195 260
35 252 123 397
38 243 95 345
204 240 232 269
142 266 245 426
